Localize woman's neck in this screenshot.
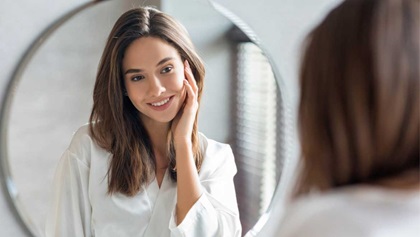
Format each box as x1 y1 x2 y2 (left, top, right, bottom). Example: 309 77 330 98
373 169 420 191
142 118 170 169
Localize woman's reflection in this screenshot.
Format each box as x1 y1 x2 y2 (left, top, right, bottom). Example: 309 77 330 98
45 7 241 237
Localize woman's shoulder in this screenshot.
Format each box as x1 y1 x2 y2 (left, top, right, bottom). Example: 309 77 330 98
67 124 93 151
287 185 420 215
198 133 236 177
64 124 107 166
277 186 420 237
198 133 231 154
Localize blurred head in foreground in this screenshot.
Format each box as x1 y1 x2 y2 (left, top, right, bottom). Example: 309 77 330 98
295 0 419 196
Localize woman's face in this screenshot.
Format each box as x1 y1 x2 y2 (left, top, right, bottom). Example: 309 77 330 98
122 37 186 125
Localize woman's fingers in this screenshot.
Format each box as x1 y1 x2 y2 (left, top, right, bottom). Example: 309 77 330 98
183 79 196 105
171 65 198 141
184 60 198 93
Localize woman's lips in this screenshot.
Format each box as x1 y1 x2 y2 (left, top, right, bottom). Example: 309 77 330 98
148 96 174 111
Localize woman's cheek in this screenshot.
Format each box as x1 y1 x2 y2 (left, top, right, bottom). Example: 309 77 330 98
173 71 185 91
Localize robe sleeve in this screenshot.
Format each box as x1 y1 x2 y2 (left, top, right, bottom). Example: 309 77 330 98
45 150 92 237
168 142 242 237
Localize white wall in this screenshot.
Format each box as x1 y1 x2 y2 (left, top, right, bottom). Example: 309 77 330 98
0 1 88 236
0 0 340 236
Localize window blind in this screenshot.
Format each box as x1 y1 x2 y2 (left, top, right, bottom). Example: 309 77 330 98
233 42 284 233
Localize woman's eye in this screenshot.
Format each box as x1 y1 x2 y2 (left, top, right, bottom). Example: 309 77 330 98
161 66 173 74
131 75 145 81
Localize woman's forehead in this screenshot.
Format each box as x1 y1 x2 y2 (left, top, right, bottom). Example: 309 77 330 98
123 37 181 69
123 37 182 67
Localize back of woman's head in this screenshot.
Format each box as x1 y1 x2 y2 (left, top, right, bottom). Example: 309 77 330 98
296 0 419 195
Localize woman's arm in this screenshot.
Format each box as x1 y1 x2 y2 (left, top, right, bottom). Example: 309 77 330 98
174 140 202 225
171 60 202 225
169 141 241 237
170 61 241 236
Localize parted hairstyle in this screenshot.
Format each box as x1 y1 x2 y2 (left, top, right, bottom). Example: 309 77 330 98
89 7 205 196
295 0 419 196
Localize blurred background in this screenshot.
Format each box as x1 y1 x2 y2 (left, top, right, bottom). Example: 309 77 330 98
0 0 340 236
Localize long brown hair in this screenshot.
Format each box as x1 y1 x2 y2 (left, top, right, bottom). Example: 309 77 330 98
89 7 205 196
295 0 419 196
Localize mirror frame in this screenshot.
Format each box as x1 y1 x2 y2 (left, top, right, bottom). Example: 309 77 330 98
0 1 289 236
0 2 107 235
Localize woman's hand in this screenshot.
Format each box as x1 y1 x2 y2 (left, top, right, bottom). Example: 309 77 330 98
171 60 198 145
171 60 202 225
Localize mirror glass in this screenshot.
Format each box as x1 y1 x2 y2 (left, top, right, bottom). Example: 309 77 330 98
5 0 284 236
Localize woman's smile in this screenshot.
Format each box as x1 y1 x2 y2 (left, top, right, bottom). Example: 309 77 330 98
148 96 174 111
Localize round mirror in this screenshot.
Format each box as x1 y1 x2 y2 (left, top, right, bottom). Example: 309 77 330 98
0 0 285 236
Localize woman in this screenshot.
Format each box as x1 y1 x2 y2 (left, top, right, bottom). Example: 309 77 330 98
46 7 241 237
273 0 419 236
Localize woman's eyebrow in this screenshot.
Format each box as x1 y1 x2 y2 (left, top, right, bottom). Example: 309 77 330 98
125 68 142 75
124 57 174 75
156 57 174 66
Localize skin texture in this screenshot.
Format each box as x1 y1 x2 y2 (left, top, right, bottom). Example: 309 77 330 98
122 36 202 225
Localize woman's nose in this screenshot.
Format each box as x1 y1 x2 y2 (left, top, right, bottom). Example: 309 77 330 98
148 76 166 96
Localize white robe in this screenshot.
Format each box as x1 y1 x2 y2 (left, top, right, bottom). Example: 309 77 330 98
260 186 420 237
45 125 241 237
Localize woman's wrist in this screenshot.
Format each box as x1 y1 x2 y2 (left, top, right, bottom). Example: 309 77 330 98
173 136 192 148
